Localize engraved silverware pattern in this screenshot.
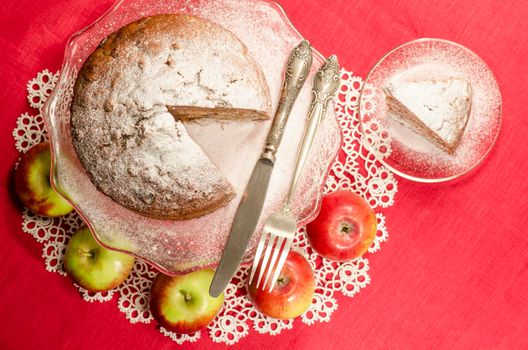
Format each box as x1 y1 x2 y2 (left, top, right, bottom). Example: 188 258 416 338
249 55 340 292
209 41 313 297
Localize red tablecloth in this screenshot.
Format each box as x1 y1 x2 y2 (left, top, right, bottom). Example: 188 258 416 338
1 0 527 349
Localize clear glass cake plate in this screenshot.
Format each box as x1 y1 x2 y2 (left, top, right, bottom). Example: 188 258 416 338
41 0 342 275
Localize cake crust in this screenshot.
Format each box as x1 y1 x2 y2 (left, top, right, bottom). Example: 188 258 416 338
71 14 271 220
385 76 472 154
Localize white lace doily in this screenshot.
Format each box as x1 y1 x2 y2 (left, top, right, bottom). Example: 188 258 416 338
13 68 397 345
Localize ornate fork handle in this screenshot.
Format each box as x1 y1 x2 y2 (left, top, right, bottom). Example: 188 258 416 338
286 55 340 205
262 40 313 163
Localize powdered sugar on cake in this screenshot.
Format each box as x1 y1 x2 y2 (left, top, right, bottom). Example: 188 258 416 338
71 14 271 219
124 111 227 202
385 62 472 153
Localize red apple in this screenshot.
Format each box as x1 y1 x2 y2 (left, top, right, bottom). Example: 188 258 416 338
247 251 315 319
306 190 377 261
64 227 135 292
15 142 73 217
150 269 224 334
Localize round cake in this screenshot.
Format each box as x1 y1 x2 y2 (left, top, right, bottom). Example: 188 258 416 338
71 14 271 220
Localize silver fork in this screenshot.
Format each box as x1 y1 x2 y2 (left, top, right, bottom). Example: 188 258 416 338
249 55 341 291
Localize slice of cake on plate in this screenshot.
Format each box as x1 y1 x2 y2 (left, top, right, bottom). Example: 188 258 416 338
384 68 472 154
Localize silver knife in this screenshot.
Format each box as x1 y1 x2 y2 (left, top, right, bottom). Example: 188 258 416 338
209 40 313 297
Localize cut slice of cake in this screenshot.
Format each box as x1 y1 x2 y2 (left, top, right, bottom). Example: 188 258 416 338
384 77 472 154
167 106 269 122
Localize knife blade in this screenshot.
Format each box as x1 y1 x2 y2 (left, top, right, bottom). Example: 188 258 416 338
209 40 313 297
208 159 273 297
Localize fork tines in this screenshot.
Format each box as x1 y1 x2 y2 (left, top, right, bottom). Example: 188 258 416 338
249 229 293 292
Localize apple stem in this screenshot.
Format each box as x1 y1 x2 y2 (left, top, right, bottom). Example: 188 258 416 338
78 249 95 258
181 291 192 302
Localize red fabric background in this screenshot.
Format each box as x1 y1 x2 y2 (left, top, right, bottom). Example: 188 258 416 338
1 0 527 349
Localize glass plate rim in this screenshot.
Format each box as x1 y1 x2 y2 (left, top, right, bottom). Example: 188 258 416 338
358 37 502 183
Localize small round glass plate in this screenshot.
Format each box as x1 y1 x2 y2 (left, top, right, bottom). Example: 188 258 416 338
359 38 501 182
42 0 341 275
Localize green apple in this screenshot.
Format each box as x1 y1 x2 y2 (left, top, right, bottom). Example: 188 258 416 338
64 227 135 292
150 269 224 334
15 142 73 217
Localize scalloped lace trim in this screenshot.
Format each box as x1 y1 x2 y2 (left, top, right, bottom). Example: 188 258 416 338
13 69 396 345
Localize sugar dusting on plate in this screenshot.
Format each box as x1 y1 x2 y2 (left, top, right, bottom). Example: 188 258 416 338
362 39 501 181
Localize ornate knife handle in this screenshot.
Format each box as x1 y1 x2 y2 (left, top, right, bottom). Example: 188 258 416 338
287 55 340 204
261 40 313 163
